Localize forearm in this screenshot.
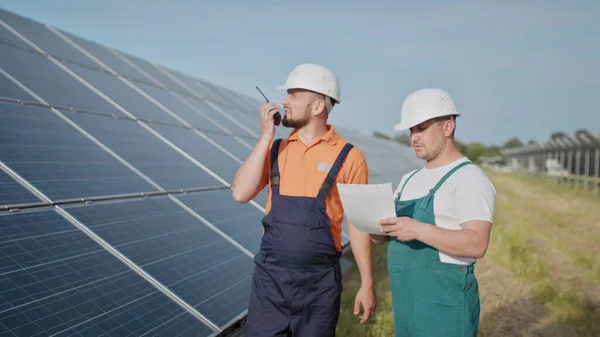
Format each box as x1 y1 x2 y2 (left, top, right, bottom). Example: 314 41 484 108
349 222 374 287
417 223 488 259
231 136 271 202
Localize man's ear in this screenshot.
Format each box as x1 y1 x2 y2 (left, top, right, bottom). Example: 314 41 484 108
311 99 327 116
444 119 456 137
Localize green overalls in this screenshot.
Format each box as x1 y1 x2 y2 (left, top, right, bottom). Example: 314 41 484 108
387 161 480 337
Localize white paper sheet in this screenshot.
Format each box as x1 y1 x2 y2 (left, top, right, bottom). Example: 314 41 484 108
337 182 396 235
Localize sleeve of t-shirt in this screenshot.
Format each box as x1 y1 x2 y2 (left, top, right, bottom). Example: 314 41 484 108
258 140 274 190
346 149 368 184
454 168 496 225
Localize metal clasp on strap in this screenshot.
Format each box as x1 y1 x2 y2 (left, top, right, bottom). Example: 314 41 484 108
270 172 280 187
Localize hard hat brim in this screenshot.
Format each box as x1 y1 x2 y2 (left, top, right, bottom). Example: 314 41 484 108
393 121 416 131
276 84 341 104
394 113 460 131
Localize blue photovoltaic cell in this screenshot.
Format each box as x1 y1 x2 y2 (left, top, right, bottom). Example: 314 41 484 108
0 63 34 102
185 97 264 141
130 83 254 159
148 124 243 184
0 10 103 70
203 101 292 140
177 189 265 254
64 111 226 190
234 94 262 112
111 49 266 141
58 30 153 84
0 26 30 50
0 170 38 207
0 209 212 337
154 67 227 106
0 41 126 117
64 197 255 328
205 132 251 163
132 83 224 130
204 85 251 112
60 62 180 125
0 101 156 200
115 52 193 94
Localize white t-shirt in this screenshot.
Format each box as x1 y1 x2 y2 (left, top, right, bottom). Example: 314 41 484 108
393 157 496 265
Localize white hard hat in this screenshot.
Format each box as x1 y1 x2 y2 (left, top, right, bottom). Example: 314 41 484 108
277 63 341 104
394 88 460 131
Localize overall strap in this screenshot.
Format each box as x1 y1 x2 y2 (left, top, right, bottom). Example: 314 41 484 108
269 139 283 194
317 143 354 199
418 160 473 213
396 168 422 200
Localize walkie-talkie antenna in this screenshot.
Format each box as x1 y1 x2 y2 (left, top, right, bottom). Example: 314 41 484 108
256 86 281 126
256 86 269 102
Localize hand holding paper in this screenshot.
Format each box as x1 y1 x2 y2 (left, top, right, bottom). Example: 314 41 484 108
337 182 396 235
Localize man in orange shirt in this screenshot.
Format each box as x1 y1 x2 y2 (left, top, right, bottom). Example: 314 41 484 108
232 63 376 337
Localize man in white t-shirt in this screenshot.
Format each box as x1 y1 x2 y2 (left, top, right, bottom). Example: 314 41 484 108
371 88 496 337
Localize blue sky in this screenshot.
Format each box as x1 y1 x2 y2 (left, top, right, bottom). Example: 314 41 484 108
1 0 598 146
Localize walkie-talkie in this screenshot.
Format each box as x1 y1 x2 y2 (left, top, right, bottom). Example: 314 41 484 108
256 86 281 126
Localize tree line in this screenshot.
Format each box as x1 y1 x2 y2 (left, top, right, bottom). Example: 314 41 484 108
372 131 529 162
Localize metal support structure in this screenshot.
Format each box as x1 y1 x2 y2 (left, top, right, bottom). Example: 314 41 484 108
576 150 581 189
541 152 546 178
1 185 231 213
596 148 600 195
560 151 566 184
585 150 590 191
568 151 573 187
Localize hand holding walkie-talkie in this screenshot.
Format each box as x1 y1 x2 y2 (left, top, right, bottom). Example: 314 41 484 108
256 86 281 126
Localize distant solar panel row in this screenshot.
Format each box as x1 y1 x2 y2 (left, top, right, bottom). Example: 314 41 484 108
0 7 422 337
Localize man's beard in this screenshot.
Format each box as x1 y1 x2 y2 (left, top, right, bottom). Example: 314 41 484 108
281 112 310 129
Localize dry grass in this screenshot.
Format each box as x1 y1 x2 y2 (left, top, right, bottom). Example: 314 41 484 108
336 171 600 337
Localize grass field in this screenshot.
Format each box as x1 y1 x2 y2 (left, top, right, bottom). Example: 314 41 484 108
336 171 600 337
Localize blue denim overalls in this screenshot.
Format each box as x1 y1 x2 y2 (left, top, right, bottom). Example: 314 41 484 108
244 139 354 337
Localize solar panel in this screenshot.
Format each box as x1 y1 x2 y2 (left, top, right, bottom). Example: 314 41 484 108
0 209 214 337
0 101 157 201
63 112 228 191
0 42 126 117
0 170 38 207
176 190 265 254
0 10 103 70
62 197 255 329
0 7 423 336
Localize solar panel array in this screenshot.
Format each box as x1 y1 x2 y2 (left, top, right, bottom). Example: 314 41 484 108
0 8 423 337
